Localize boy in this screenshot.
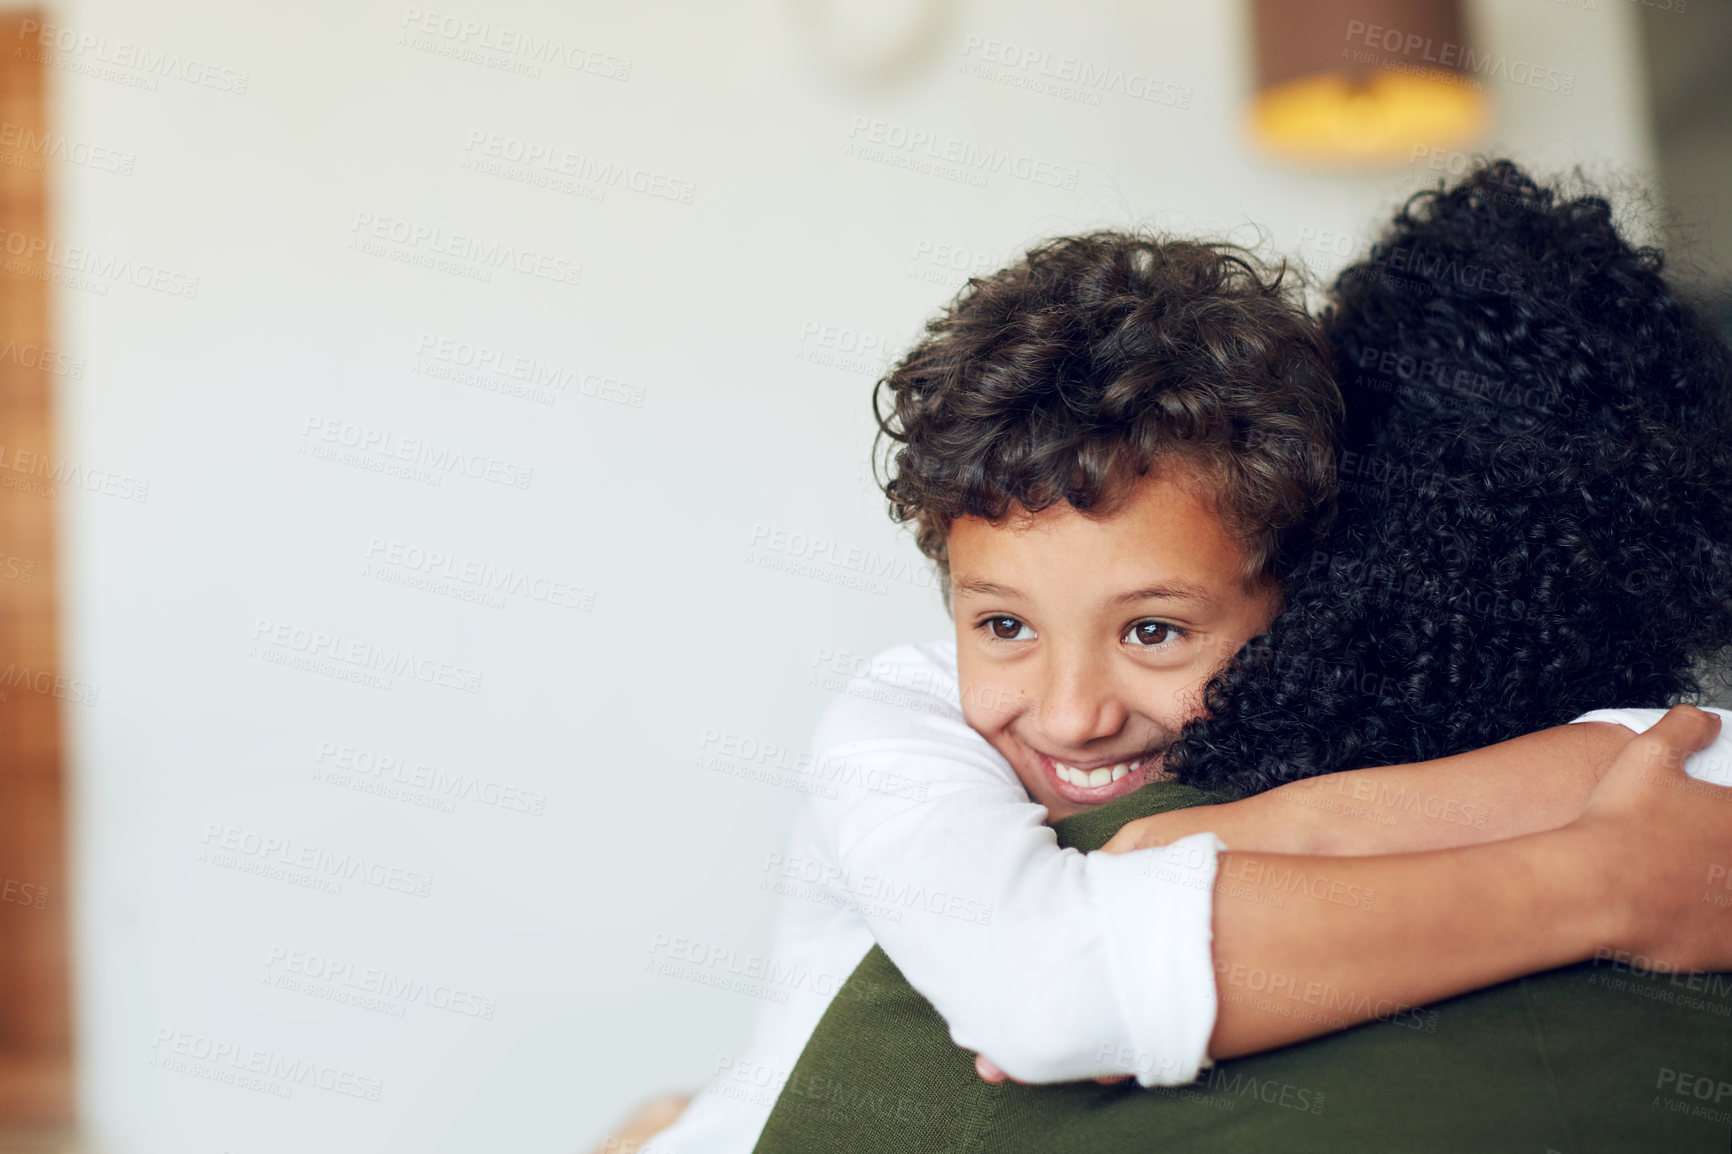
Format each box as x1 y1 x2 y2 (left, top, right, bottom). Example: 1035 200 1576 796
629 228 1732 1153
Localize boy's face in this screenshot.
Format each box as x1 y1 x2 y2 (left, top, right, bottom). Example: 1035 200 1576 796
947 467 1280 820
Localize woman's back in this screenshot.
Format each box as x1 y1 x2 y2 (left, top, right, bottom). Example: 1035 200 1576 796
753 776 1732 1154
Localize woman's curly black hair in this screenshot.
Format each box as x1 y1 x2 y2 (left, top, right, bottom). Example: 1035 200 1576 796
1165 159 1732 794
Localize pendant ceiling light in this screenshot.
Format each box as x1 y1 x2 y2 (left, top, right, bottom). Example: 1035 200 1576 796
1250 0 1490 163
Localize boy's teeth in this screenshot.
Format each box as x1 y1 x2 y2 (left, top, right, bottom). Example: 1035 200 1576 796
1054 760 1139 788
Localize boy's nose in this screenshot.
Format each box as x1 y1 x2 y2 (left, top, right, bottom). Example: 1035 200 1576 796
1035 651 1128 748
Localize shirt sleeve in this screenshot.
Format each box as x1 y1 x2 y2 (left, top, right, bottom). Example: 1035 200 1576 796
1568 706 1732 786
801 641 1223 1087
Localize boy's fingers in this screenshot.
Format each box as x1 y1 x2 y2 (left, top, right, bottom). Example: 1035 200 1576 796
976 1052 1130 1086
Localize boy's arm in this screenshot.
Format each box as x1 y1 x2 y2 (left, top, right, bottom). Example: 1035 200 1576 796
808 647 1732 1085
805 644 1229 1087
1102 719 1633 858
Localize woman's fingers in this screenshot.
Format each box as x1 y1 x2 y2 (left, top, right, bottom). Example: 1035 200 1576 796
1579 704 1732 976
1600 704 1722 796
1101 813 1165 854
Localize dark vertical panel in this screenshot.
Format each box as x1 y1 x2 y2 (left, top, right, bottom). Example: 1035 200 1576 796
0 5 73 1124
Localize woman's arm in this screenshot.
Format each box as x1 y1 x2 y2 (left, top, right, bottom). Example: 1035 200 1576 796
1193 705 1732 1060
1103 719 1634 858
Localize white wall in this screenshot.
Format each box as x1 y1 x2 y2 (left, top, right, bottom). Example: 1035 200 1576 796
44 0 1653 1150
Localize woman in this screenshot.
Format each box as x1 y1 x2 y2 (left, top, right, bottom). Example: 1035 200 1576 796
611 161 1732 1152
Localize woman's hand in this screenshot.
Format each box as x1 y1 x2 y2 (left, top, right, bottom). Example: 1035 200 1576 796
1567 704 1732 974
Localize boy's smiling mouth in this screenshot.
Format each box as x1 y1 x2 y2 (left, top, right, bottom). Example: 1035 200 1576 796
1035 749 1160 806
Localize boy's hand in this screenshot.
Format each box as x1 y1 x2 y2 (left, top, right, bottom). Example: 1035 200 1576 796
975 1053 1130 1086
586 1094 689 1154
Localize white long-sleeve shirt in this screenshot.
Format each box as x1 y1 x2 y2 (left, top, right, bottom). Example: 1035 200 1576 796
647 640 1732 1154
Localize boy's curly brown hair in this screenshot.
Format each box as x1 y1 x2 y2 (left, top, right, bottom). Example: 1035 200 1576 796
873 232 1343 606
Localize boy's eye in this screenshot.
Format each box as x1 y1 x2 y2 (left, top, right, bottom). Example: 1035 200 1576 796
984 616 1033 641
1125 619 1182 647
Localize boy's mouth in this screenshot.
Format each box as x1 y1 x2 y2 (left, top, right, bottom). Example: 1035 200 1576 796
1036 750 1159 807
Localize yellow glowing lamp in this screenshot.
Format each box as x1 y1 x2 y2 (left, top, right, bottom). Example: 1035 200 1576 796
1249 0 1490 164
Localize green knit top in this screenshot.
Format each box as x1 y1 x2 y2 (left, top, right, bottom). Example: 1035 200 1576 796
754 781 1732 1153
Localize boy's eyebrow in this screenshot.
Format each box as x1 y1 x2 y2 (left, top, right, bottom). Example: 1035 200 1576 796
950 577 1024 600
1112 582 1215 607
950 577 1215 606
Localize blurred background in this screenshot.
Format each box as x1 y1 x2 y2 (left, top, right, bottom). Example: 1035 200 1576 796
0 0 1724 1150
